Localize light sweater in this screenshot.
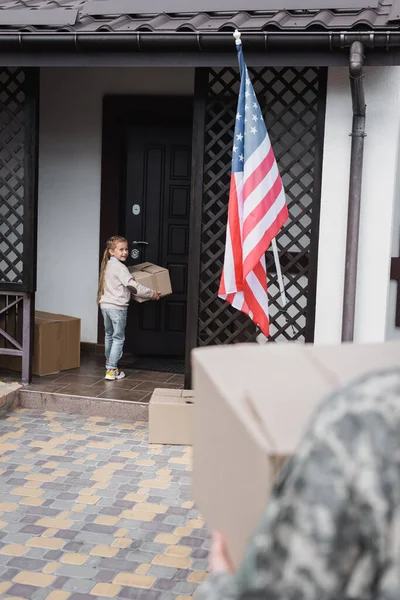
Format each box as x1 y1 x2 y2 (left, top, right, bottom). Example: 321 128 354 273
100 257 153 310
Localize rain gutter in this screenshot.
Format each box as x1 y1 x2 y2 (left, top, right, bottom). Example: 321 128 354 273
0 30 397 53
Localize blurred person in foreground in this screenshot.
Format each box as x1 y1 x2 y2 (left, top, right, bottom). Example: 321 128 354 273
195 369 400 600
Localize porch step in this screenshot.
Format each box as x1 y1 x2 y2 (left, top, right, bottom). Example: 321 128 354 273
0 381 21 417
19 389 149 420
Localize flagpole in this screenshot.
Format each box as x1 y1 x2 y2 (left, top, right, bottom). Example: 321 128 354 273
271 238 287 308
233 29 241 45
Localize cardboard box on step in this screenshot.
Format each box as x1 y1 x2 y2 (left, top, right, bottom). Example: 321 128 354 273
0 311 80 376
128 263 172 303
149 388 194 445
192 341 400 569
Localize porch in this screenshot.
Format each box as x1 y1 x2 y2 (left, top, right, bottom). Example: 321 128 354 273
1 4 400 384
0 64 327 385
0 352 184 418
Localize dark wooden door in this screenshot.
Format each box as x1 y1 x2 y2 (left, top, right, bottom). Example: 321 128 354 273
124 124 192 357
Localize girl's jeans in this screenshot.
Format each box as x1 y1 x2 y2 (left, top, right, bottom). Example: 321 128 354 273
101 308 127 369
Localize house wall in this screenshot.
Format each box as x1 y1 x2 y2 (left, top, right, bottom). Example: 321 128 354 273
315 66 400 344
37 65 400 347
37 67 195 342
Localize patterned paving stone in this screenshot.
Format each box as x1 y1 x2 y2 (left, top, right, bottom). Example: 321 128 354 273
0 409 210 599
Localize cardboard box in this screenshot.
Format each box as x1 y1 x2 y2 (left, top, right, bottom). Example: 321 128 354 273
149 388 194 445
128 263 172 303
192 341 400 568
0 311 81 376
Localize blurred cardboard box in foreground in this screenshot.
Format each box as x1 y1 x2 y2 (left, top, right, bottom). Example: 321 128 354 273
192 341 400 568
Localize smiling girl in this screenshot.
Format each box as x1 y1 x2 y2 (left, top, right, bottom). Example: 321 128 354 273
97 236 160 381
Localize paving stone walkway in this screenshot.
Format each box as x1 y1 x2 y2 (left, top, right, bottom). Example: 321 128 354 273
0 409 209 600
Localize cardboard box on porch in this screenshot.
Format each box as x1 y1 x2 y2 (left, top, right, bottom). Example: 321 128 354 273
192 341 400 569
128 263 172 303
149 388 194 445
0 311 80 376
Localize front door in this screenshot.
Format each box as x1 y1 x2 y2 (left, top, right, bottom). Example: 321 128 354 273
124 123 192 357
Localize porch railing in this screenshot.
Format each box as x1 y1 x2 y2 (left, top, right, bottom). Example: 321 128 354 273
0 292 33 384
0 67 39 385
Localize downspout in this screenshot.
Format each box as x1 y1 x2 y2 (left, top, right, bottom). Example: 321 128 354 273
341 41 366 342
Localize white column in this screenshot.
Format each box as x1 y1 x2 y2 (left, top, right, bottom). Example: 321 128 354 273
314 66 400 344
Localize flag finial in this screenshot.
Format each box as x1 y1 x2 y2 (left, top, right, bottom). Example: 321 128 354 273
233 29 242 46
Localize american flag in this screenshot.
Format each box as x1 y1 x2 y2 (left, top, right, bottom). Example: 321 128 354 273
218 34 289 337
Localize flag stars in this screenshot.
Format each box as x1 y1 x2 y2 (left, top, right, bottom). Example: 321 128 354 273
253 101 258 109
233 144 238 153
251 126 257 135
239 154 244 162
252 114 259 122
236 133 244 141
236 113 242 120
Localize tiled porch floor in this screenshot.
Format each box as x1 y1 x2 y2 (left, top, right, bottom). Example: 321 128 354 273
0 354 184 404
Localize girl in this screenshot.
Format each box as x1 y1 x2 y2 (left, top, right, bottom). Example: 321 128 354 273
98 235 160 381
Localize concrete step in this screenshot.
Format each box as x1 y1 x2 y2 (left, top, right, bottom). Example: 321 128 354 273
19 388 149 420
0 381 20 417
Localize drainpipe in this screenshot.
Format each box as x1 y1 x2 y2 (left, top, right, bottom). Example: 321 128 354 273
341 41 366 342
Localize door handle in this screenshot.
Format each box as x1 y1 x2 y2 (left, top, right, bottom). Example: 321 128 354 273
132 241 148 245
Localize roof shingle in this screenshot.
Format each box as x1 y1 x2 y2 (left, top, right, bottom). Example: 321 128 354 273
0 0 396 33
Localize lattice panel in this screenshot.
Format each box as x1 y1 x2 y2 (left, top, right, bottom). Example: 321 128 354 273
198 66 323 346
0 69 25 286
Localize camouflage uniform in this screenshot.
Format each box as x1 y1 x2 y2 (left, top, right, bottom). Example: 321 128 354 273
195 369 400 600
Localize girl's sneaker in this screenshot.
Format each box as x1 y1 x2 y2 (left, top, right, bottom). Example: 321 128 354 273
105 368 126 381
